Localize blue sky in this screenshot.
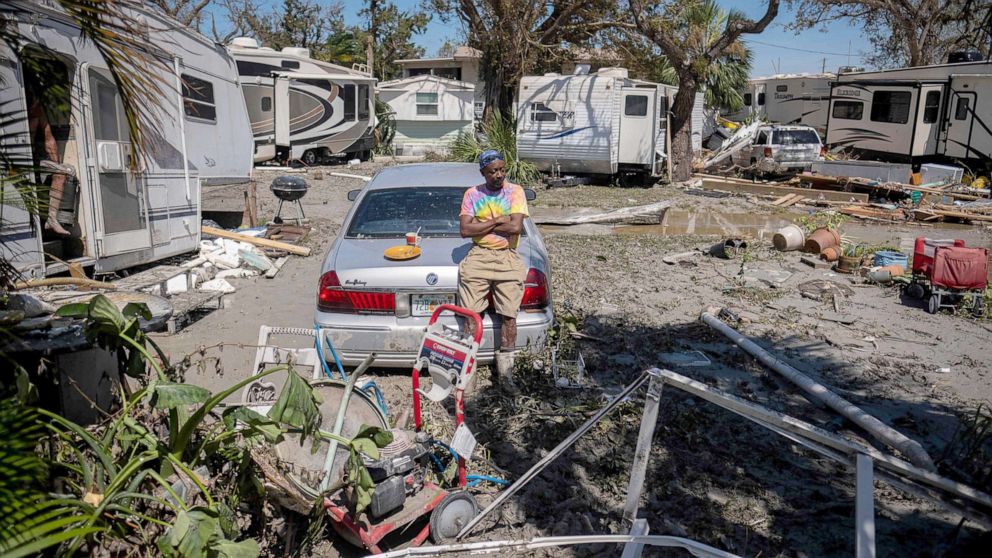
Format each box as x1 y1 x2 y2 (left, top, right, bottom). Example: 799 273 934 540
219 1 872 76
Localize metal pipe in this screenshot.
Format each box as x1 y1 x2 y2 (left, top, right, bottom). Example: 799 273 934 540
319 353 376 492
699 311 936 471
376 533 741 558
622 371 663 526
455 371 651 540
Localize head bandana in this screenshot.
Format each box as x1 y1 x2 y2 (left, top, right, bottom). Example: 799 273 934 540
478 149 504 170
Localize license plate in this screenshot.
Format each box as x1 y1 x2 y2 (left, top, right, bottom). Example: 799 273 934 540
411 293 456 317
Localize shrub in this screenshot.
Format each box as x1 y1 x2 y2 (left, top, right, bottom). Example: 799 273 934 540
448 110 541 186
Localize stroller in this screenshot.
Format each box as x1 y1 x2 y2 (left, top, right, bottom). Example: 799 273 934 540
904 237 989 316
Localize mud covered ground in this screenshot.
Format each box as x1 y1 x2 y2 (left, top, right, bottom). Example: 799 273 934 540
157 160 992 557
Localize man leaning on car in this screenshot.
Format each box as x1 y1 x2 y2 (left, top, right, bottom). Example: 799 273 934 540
457 150 529 391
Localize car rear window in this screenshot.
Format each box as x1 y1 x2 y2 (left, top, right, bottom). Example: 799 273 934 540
346 187 465 238
772 129 820 145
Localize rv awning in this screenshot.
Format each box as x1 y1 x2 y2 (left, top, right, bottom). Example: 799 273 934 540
271 72 376 82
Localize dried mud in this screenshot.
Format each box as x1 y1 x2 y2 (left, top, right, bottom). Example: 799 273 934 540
157 161 992 557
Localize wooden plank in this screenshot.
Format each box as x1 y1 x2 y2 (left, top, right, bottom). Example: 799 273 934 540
701 179 869 202
930 209 992 222
770 193 796 206
202 226 311 256
780 195 806 207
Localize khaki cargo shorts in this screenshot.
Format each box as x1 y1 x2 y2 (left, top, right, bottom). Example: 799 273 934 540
458 245 526 317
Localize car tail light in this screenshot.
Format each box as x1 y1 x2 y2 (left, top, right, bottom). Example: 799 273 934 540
763 147 773 157
520 268 549 310
318 271 395 314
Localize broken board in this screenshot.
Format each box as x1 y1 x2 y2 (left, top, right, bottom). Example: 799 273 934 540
701 179 868 203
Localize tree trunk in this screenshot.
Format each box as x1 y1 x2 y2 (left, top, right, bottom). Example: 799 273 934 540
479 47 517 119
668 80 697 182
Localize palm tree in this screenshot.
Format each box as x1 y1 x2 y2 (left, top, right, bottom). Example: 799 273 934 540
679 0 753 113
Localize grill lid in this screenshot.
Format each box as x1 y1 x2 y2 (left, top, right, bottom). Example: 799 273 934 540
270 175 309 201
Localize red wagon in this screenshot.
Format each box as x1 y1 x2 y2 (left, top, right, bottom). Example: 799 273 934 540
905 237 989 316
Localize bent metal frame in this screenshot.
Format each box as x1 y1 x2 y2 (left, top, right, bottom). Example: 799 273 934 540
375 367 992 558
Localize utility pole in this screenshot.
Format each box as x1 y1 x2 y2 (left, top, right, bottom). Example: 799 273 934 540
366 0 379 78
822 58 827 73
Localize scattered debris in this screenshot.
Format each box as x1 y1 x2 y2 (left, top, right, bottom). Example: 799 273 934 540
798 280 854 301
532 201 671 226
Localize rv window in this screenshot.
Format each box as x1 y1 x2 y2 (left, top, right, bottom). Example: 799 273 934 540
358 85 370 120
955 97 970 120
757 93 765 106
743 93 752 106
776 85 788 92
869 91 911 124
530 102 558 123
261 97 272 112
181 74 217 122
832 100 863 120
280 60 300 69
416 92 439 116
343 84 356 120
923 91 940 123
624 95 649 117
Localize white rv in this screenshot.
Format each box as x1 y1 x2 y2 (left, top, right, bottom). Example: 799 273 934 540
724 73 834 132
227 39 377 166
825 60 992 165
515 68 704 179
0 1 254 279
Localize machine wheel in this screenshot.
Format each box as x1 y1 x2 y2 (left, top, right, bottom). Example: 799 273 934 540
906 282 926 300
301 149 319 166
928 293 941 314
972 295 985 318
429 491 478 543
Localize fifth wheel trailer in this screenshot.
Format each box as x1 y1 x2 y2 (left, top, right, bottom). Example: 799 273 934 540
228 38 377 165
723 73 834 133
516 67 704 179
0 0 253 279
825 60 992 166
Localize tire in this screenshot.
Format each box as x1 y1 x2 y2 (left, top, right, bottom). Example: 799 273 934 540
928 293 940 314
906 282 925 299
972 295 985 318
301 149 318 166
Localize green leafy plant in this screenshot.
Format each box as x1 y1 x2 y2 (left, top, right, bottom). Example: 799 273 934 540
448 109 541 186
795 211 847 235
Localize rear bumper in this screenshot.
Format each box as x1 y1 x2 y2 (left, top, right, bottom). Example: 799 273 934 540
758 157 821 173
315 307 554 368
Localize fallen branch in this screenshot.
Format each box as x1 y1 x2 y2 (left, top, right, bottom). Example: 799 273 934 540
14 277 115 290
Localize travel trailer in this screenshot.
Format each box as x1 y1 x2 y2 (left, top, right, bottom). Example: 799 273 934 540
516 68 704 180
0 1 254 279
724 73 834 132
825 59 992 165
227 38 377 166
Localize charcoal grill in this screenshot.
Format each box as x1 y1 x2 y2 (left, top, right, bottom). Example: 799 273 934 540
270 175 308 224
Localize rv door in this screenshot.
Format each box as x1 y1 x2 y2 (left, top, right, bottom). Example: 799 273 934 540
85 68 151 256
619 88 655 166
274 75 291 149
943 84 979 160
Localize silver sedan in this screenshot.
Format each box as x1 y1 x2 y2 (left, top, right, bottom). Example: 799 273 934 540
315 163 554 367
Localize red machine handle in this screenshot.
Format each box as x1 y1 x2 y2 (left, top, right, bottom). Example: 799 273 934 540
429 303 483 344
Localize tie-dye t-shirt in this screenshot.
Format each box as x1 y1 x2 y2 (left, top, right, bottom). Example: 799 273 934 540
460 181 529 249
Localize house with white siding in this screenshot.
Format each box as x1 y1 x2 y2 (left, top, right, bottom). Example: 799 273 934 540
378 74 476 156
395 46 484 118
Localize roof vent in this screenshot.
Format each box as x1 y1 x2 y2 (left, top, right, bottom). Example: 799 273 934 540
573 64 591 75
543 72 560 77
837 65 864 74
230 37 259 49
281 47 311 59
947 51 982 64
596 67 629 78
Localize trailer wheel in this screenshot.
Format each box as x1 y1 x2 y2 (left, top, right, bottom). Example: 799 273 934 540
301 149 319 167
906 282 925 299
927 293 940 314
972 295 985 318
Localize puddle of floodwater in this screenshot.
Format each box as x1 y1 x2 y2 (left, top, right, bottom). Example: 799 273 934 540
539 208 992 251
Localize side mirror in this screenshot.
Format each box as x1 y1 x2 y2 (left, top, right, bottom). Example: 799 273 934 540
347 189 361 201
524 188 537 201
